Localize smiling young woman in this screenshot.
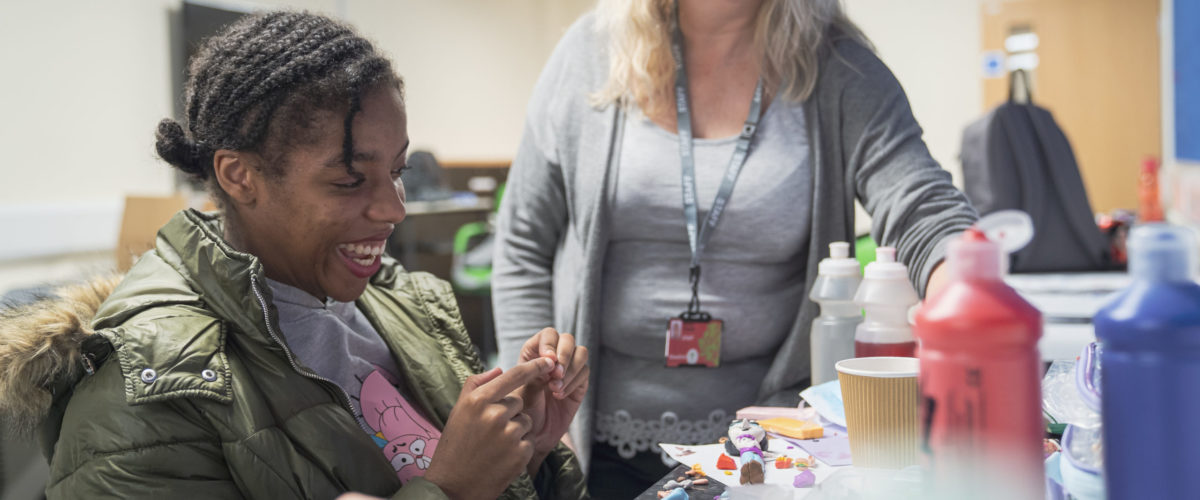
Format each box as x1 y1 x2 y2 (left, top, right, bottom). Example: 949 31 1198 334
0 11 589 500
207 85 410 303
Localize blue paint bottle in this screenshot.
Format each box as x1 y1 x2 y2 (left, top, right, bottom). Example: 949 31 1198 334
1094 224 1200 499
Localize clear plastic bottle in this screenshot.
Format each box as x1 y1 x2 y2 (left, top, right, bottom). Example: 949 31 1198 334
853 247 918 358
810 242 863 385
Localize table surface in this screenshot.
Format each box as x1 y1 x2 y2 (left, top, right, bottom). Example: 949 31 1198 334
1004 271 1130 360
635 464 728 500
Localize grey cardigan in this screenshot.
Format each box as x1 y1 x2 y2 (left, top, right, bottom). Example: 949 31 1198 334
492 13 978 469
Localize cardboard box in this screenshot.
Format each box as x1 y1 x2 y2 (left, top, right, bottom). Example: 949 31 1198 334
116 195 187 271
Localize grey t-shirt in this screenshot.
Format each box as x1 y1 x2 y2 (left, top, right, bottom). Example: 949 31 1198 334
595 101 812 460
266 279 442 485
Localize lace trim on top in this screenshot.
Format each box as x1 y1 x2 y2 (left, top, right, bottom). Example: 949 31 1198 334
595 409 729 465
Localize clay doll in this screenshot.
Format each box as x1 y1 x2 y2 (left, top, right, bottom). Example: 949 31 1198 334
724 419 767 484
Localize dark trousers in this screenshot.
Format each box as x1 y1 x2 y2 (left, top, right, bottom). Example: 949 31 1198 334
587 442 674 499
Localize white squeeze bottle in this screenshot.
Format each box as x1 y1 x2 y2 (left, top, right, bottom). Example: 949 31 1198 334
853 247 918 358
809 242 863 384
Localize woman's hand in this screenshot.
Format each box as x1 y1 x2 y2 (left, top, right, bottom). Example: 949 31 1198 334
424 358 555 499
517 328 590 472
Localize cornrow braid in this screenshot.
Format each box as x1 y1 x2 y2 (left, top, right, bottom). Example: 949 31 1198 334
155 11 401 196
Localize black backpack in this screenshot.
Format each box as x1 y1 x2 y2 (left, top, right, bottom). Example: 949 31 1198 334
960 70 1112 272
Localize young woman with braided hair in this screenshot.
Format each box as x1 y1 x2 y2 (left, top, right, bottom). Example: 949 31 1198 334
0 11 588 499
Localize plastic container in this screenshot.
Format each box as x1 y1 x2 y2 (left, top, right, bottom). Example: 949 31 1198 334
1058 342 1105 500
1139 157 1164 222
1094 223 1200 499
913 218 1044 500
811 241 864 384
853 247 917 358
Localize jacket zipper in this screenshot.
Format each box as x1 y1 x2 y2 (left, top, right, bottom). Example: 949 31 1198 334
249 273 375 435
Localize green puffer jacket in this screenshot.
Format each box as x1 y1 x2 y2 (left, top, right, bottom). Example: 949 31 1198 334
0 209 587 499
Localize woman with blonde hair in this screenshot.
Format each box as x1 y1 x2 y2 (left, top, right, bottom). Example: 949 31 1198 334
493 0 977 495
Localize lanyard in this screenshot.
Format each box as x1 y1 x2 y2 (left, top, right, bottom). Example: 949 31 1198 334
671 2 764 315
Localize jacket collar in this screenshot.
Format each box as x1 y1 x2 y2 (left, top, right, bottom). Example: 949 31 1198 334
90 209 279 405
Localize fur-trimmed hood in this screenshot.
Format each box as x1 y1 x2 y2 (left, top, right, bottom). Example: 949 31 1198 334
0 276 121 435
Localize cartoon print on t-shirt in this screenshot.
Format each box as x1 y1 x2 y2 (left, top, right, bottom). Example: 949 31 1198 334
360 368 440 483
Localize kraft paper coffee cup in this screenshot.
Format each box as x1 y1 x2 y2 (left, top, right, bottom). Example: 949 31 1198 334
836 356 919 469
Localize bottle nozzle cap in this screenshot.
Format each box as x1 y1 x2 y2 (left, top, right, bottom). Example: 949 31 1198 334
1128 223 1196 281
975 210 1034 254
819 241 861 277
863 246 907 280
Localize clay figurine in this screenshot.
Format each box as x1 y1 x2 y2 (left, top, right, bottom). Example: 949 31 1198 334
725 418 766 485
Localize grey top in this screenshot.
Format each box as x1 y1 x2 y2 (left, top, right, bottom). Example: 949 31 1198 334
492 12 978 469
595 102 811 458
266 279 442 483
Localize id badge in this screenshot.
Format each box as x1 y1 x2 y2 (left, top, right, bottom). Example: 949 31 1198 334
665 316 723 367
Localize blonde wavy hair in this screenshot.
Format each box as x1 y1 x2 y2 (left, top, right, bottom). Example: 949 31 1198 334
591 0 870 118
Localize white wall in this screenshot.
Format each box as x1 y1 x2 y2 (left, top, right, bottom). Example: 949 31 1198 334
349 0 587 161
0 0 979 291
0 0 178 206
0 0 592 294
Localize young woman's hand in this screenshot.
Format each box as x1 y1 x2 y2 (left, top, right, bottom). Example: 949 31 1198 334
424 357 555 499
517 328 590 471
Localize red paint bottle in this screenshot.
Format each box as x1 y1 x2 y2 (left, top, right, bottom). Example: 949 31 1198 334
914 222 1044 500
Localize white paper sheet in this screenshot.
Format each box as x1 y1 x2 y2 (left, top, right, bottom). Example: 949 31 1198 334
659 438 850 499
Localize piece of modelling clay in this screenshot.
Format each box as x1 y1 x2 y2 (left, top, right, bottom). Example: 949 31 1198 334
775 457 794 469
758 417 824 439
724 471 733 476
794 455 817 469
662 487 688 500
716 454 737 470
793 469 816 488
739 461 764 485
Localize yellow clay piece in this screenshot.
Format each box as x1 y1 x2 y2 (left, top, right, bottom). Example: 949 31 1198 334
757 417 824 439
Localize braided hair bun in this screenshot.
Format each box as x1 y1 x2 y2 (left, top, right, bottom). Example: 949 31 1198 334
155 118 210 179
152 11 400 196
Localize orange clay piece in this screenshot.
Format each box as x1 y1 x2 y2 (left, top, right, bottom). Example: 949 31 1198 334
657 491 668 499
693 479 709 486
716 453 737 470
775 457 794 469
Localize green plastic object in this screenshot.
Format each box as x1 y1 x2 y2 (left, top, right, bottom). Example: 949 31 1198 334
450 184 505 295
855 235 877 274
454 221 488 255
452 221 492 294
